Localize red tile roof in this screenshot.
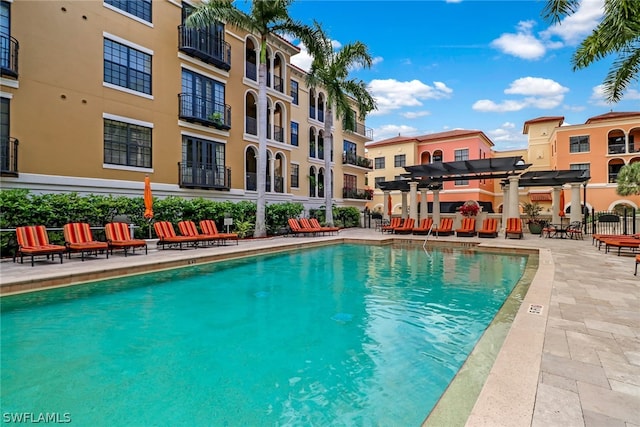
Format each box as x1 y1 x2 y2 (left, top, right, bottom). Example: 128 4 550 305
585 111 640 124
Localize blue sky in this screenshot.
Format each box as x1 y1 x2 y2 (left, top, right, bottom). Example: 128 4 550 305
282 0 640 151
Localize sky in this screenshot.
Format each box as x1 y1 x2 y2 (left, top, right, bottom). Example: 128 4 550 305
281 0 640 151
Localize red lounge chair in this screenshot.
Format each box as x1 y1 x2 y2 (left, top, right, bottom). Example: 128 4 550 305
14 225 66 267
381 217 402 233
505 218 523 239
412 218 433 235
433 218 454 236
199 219 239 245
104 222 147 256
63 222 109 260
178 220 219 246
309 218 339 235
153 221 199 250
600 237 640 256
455 217 477 237
394 218 415 234
288 218 319 236
477 218 498 238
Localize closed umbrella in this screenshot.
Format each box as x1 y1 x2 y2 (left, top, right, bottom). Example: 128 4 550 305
559 190 566 223
144 175 154 237
387 194 392 218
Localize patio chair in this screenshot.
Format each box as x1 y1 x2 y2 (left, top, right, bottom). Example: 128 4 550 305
14 225 67 267
477 218 498 238
199 219 239 245
393 218 415 234
287 218 319 236
63 222 109 260
308 218 340 235
412 218 433 235
381 217 402 233
178 220 219 246
432 218 454 236
505 218 523 239
566 221 584 240
104 222 148 256
455 217 477 237
153 221 199 250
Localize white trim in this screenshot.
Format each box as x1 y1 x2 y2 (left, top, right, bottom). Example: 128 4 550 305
103 113 154 128
0 78 18 89
226 30 244 42
102 2 154 28
0 91 13 99
103 82 154 100
180 130 227 144
103 164 154 173
178 53 230 79
180 62 228 84
103 32 154 55
166 0 182 8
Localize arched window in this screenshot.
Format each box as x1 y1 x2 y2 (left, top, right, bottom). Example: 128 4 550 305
309 128 316 158
274 153 285 193
309 166 317 197
245 38 257 81
245 92 257 135
245 146 257 191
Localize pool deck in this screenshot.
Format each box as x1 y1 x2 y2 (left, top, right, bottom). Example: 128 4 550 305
1 228 638 426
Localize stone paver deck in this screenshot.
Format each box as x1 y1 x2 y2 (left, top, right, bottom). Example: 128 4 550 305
1 228 638 426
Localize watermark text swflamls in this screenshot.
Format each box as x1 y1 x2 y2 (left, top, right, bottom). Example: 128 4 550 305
2 413 71 424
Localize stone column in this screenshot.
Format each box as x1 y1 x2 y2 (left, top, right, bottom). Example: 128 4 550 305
508 176 520 218
570 183 582 223
401 191 408 220
420 188 428 221
409 182 418 220
269 156 275 193
432 189 441 226
383 190 391 221
502 183 509 231
551 186 561 224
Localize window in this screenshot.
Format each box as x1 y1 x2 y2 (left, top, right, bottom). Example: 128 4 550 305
104 38 152 95
394 154 406 167
454 177 469 186
291 164 299 188
454 148 469 161
374 157 385 169
290 122 299 146
569 135 590 153
1 1 11 72
104 119 152 168
433 151 443 162
105 0 152 22
570 163 590 176
181 69 225 123
181 136 226 188
0 97 9 171
374 177 385 188
290 80 299 105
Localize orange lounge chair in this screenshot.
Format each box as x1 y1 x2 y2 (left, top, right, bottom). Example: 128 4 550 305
432 218 454 236
394 218 415 234
199 219 239 245
455 217 477 237
505 218 523 239
477 218 498 238
104 222 147 256
63 222 109 260
288 218 320 236
600 237 640 256
154 221 199 250
309 218 339 235
381 217 402 233
412 218 433 235
178 220 219 246
14 225 66 267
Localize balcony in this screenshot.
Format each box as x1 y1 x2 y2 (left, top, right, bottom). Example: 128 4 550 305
245 173 284 192
0 137 18 176
246 116 257 136
178 94 231 130
178 162 231 190
245 61 257 81
178 26 231 71
273 125 284 142
343 121 374 140
342 152 373 169
343 187 373 200
1 35 19 78
273 75 283 93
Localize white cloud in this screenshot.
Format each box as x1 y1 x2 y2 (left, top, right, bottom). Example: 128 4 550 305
490 20 546 60
372 124 418 141
474 77 568 112
291 41 313 71
486 124 529 150
540 0 604 45
590 83 640 106
402 111 431 119
368 79 453 115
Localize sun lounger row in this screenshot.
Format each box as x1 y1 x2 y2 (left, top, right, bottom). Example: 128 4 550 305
155 220 238 250
380 217 500 238
287 218 339 236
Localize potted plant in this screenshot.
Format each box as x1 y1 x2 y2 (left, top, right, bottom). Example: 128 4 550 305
457 200 480 217
523 202 543 234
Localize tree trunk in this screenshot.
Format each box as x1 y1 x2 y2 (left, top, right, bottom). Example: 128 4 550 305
254 41 268 238
324 106 334 226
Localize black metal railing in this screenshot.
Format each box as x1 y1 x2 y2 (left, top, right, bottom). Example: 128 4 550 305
178 26 231 71
342 152 373 169
590 209 637 235
343 121 374 139
608 143 626 154
178 162 231 190
342 188 373 200
317 109 324 122
246 116 257 135
246 172 257 191
273 75 283 93
1 35 19 78
178 94 231 130
274 176 284 193
309 106 316 120
0 137 19 176
608 172 619 183
273 125 284 142
245 61 257 81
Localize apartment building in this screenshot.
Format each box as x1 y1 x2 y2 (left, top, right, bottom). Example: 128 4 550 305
0 0 373 212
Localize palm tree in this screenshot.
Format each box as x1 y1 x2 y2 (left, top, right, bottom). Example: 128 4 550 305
616 162 640 195
306 26 377 226
187 0 320 237
542 0 640 102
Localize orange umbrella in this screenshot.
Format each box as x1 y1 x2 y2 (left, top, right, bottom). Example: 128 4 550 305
387 194 392 217
559 190 566 219
143 175 153 220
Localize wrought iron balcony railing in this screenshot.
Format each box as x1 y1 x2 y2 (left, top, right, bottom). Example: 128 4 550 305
1 35 19 78
0 137 19 176
244 172 284 192
273 75 283 93
342 152 373 169
343 121 374 140
343 187 373 200
273 125 284 143
178 94 231 130
246 116 257 136
178 26 231 71
245 61 257 81
178 162 230 190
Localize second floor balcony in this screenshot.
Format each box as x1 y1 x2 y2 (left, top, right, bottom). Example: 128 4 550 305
343 121 374 140
0 35 19 78
343 187 373 200
0 137 19 176
179 94 231 130
608 142 639 154
343 152 373 169
178 162 231 190
178 26 231 71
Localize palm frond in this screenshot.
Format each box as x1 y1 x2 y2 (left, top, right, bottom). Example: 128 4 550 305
602 42 640 102
541 0 581 24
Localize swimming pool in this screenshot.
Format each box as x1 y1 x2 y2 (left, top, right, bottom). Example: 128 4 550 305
1 243 528 426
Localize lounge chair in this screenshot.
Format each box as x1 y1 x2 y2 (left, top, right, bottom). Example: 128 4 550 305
432 218 454 236
288 218 320 236
14 225 66 267
381 217 402 233
394 218 415 234
505 218 523 239
412 218 433 235
305 218 339 235
104 222 147 256
477 218 498 238
178 220 219 246
199 219 239 245
599 237 640 256
153 221 199 250
455 217 476 237
63 222 109 260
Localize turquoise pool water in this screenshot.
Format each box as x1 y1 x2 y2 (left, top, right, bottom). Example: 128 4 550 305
1 244 527 426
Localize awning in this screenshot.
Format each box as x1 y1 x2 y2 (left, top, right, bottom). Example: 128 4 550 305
529 192 552 202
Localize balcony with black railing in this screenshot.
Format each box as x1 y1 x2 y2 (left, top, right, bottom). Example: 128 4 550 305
178 26 231 71
178 162 231 190
343 187 373 200
246 61 257 81
273 75 283 93
1 35 18 78
342 152 373 169
273 125 284 143
343 121 374 140
179 94 231 130
1 137 19 176
246 116 257 136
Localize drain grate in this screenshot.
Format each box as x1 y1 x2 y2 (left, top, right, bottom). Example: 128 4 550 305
528 304 543 315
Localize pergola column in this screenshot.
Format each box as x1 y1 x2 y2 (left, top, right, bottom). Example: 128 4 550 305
409 182 418 220
420 188 428 220
432 189 441 226
401 191 408 219
508 176 520 218
551 186 561 224
570 183 582 223
502 183 509 230
383 190 391 221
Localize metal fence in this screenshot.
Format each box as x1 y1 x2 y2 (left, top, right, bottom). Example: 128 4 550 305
589 208 637 235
